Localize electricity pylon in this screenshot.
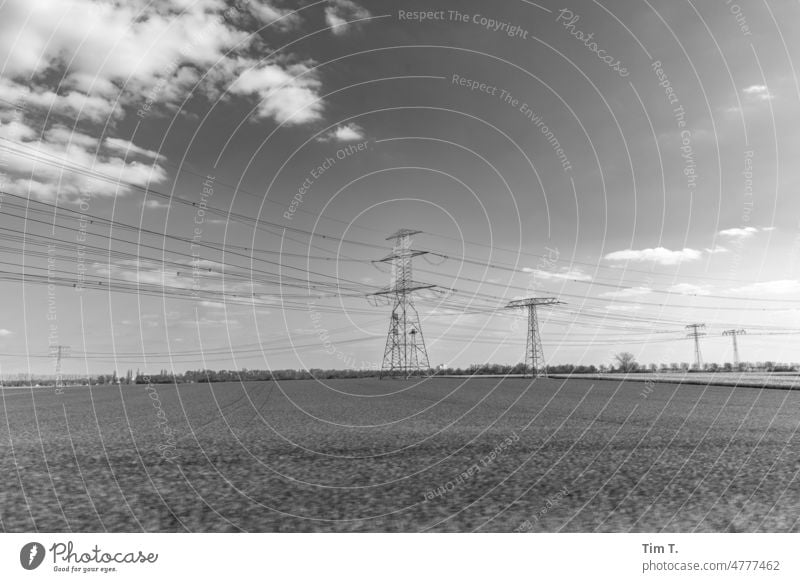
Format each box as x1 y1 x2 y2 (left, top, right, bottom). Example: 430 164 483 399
49 345 70 389
506 297 564 378
370 229 438 379
686 323 706 370
723 329 746 368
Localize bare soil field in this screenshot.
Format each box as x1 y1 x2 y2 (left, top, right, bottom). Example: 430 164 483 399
1 377 798 532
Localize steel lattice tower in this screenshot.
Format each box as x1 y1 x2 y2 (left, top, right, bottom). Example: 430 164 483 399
723 329 746 368
371 229 436 379
49 344 70 390
506 297 563 378
686 323 706 370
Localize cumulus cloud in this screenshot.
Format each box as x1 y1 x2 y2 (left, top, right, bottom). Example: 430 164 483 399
317 122 366 142
105 138 164 161
704 246 728 254
325 0 371 35
719 226 759 239
604 247 702 266
229 60 323 124
522 267 592 282
0 0 327 201
726 280 800 296
0 122 168 202
742 84 773 101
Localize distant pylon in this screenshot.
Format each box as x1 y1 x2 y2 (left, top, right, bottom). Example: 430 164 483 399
49 345 71 390
370 229 437 379
685 324 706 370
506 297 564 377
722 329 746 368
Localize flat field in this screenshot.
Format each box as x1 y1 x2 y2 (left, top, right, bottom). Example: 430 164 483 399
1 377 798 532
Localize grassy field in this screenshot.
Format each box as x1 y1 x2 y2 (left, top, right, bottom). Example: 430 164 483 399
1 377 798 532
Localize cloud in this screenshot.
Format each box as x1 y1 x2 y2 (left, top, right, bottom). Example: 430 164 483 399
0 0 327 201
105 138 164 161
0 0 324 126
668 283 712 296
0 122 168 202
604 247 702 266
704 246 728 254
325 0 371 35
244 1 302 29
718 226 759 239
522 267 592 282
742 84 773 101
229 60 323 124
144 199 171 209
600 286 652 299
726 280 800 296
317 122 366 142
0 329 13 336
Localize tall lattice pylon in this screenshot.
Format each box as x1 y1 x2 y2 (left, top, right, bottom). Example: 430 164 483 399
723 329 746 368
686 323 706 370
506 298 563 378
371 229 437 379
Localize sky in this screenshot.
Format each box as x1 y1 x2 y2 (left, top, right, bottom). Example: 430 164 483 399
1 0 799 377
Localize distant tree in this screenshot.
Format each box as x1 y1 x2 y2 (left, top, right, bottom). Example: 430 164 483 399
613 352 638 373
680 362 690 372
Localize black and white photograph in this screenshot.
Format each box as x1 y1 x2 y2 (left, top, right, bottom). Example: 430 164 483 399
0 0 799 578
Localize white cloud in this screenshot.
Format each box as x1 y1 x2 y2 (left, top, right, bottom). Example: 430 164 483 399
668 283 712 296
604 247 702 266
600 286 652 298
0 0 326 201
522 267 592 282
246 1 301 29
318 123 366 142
325 0 371 35
726 280 800 296
0 329 13 336
105 137 164 161
704 246 728 254
0 121 168 202
144 199 171 209
742 84 773 101
0 0 323 126
719 226 759 239
229 61 323 124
